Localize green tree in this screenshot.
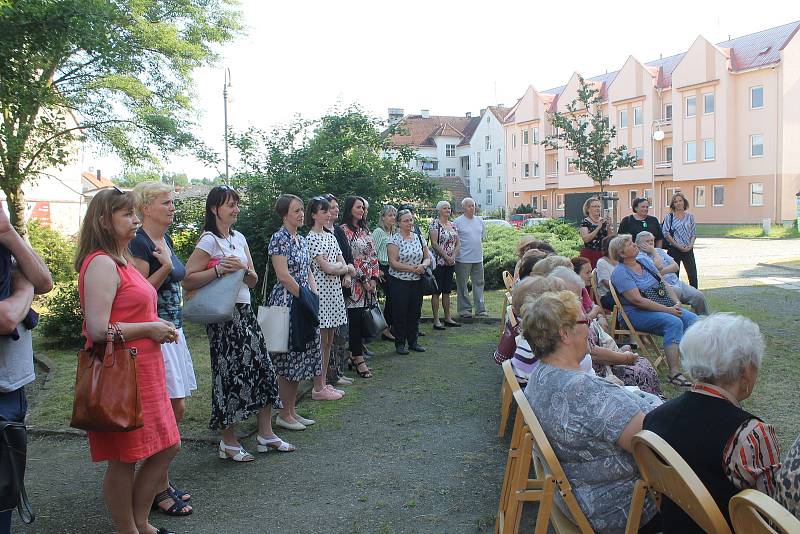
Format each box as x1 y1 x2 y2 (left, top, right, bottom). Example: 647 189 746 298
0 0 241 234
542 75 637 194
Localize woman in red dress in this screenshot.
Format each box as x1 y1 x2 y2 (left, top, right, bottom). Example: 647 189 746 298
75 188 181 534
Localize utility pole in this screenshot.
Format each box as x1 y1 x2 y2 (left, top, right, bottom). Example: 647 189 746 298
223 68 231 184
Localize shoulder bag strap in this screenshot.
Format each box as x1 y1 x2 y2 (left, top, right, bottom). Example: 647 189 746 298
636 259 663 283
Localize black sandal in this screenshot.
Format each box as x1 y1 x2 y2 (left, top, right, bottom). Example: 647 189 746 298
153 489 192 517
168 481 190 502
668 373 692 388
348 356 373 378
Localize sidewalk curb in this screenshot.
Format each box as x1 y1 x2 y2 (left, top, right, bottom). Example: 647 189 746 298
756 262 800 274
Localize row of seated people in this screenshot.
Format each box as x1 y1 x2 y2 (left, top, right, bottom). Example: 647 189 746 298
495 237 800 532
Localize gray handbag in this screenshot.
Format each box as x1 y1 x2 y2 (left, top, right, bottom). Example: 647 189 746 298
182 233 246 324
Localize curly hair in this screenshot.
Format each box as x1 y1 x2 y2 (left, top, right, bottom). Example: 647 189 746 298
521 290 583 358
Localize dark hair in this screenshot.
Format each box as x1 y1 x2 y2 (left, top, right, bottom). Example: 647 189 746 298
342 196 368 230
203 185 241 238
323 193 338 204
601 235 614 256
631 197 650 211
275 194 303 218
399 203 415 213
570 256 591 275
669 191 690 211
518 249 550 280
306 196 330 226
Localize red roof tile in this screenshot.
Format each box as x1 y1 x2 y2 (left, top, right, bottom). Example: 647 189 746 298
81 171 114 190
386 115 481 147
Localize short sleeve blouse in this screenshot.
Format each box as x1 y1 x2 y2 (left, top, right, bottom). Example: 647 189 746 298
129 229 186 328
388 233 423 281
196 230 251 305
580 218 608 250
429 219 459 267
610 256 661 313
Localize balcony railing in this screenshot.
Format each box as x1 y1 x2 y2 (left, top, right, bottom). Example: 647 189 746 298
654 118 672 127
545 171 558 178
654 161 673 169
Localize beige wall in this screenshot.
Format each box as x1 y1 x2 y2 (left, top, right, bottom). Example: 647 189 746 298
780 33 800 222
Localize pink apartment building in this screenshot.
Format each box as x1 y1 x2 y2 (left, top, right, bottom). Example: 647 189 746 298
503 20 800 226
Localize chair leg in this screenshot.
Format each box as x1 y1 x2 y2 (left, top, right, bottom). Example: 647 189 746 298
498 381 512 438
624 480 648 534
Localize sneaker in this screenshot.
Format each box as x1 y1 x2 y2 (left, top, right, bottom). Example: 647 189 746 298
325 384 345 396
312 387 342 401
335 375 354 386
395 344 409 355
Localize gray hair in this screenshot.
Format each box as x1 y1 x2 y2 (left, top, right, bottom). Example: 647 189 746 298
635 231 655 245
608 234 633 262
548 266 584 293
436 200 451 211
680 313 765 385
461 197 476 208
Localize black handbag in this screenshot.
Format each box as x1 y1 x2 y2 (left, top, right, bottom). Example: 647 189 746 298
363 294 388 338
637 260 676 307
0 419 34 524
416 234 439 296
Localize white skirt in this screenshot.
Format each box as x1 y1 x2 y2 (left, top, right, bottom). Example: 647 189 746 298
161 327 197 399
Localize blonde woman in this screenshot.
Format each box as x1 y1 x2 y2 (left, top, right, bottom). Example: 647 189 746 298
130 181 195 516
429 200 460 329
579 196 615 268
371 204 397 341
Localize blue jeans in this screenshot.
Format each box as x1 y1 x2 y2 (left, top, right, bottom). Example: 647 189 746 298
0 387 27 534
625 308 698 346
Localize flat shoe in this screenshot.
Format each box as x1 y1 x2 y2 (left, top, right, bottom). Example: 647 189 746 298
294 415 316 426
443 320 461 327
395 345 409 355
432 323 446 330
256 434 295 453
335 376 354 386
381 333 396 341
152 490 192 516
275 415 306 431
409 344 426 353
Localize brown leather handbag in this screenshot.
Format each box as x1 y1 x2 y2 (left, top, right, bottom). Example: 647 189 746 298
70 324 143 432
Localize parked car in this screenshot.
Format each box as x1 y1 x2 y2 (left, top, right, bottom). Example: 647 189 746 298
523 218 550 228
509 213 533 229
483 219 514 228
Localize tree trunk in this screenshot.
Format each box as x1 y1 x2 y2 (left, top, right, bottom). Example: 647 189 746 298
3 184 27 238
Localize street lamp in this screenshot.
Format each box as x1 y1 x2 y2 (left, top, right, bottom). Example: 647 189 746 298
223 68 232 184
652 126 665 220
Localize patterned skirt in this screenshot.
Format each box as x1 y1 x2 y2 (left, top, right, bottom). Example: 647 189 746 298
205 304 282 431
594 356 664 397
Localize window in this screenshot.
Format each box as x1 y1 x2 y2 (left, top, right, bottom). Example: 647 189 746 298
498 176 502 190
556 194 565 210
531 196 538 211
629 190 638 207
485 135 492 150
703 93 715 114
541 195 548 210
477 177 482 192
643 189 654 204
619 109 628 129
421 160 438 171
702 139 715 161
445 168 456 177
523 163 530 177
685 141 696 163
513 192 521 198
665 145 673 163
694 186 706 207
476 151 481 166
532 127 540 144
712 185 724 206
664 103 673 121
533 162 540 177
751 86 764 109
685 96 696 117
568 158 578 173
446 144 456 157
750 134 764 157
497 149 502 164
486 162 493 177
486 189 493 204
633 106 643 126
512 133 517 148
634 147 643 167
523 130 529 144
750 183 764 206
665 187 682 208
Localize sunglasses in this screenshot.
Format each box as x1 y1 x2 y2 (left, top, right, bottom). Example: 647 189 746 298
112 185 125 195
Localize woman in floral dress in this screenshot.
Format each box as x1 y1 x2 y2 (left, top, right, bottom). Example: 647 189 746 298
268 194 322 431
428 200 461 330
340 196 380 378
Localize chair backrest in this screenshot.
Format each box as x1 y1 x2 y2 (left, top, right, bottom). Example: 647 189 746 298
589 269 604 308
609 280 640 336
506 305 517 327
513 389 595 533
631 430 732 534
502 270 515 291
502 360 522 396
729 489 800 534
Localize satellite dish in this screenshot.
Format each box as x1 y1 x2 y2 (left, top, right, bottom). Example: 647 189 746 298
653 130 665 141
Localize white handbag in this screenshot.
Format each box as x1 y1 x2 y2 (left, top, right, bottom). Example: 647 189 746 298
257 256 291 353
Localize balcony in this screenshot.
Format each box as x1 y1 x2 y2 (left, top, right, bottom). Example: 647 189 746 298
545 173 559 188
654 161 673 177
653 118 672 134
545 171 558 178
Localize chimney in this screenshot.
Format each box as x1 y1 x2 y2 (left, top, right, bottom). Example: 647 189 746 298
388 108 404 126
480 108 486 116
97 169 101 180
465 112 472 118
421 109 430 118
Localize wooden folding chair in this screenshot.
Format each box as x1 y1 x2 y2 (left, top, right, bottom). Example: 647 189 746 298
729 489 800 534
589 269 604 309
625 430 732 534
608 281 665 370
498 359 520 438
499 291 514 336
503 270 515 291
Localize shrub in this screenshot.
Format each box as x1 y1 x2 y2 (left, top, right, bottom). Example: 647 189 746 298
27 220 76 284
40 281 84 347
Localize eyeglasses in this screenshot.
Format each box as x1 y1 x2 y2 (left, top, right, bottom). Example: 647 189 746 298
576 319 590 325
112 185 124 195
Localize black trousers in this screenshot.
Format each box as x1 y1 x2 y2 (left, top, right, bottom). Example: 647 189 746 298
378 263 393 327
347 307 365 357
388 276 423 346
666 247 698 288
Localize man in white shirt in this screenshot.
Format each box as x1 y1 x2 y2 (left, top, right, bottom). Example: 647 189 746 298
454 197 487 317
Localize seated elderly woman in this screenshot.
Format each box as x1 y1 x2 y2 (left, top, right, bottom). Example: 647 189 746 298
635 231 709 315
513 236 555 279
644 313 781 533
516 248 550 282
594 235 617 311
523 290 661 533
549 266 663 397
609 234 698 387
530 254 573 277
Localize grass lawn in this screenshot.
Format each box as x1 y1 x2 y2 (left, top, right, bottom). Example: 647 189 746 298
765 257 800 270
696 224 800 239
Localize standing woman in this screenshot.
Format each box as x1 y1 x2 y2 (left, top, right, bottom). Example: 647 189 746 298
388 209 432 354
371 204 397 341
183 185 289 461
618 197 664 247
76 188 180 534
579 196 615 268
306 196 351 400
662 192 698 288
267 194 324 429
429 200 461 330
130 182 195 516
341 196 380 378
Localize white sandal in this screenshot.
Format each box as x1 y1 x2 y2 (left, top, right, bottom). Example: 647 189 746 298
256 434 296 453
218 440 254 462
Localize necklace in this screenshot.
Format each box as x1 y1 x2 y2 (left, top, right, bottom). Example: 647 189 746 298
222 232 235 249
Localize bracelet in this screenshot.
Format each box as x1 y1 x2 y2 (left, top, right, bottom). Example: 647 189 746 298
214 265 220 278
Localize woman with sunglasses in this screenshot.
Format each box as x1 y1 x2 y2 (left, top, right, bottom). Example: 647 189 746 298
618 197 664 247
183 185 289 461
